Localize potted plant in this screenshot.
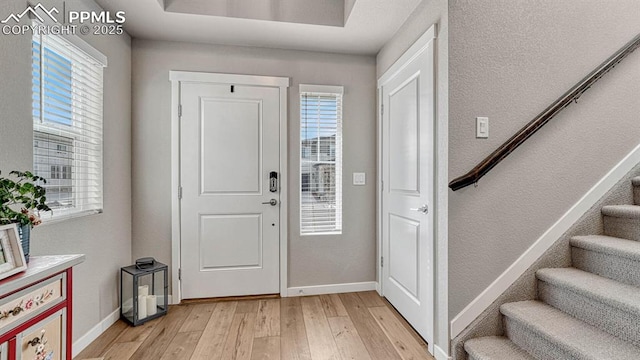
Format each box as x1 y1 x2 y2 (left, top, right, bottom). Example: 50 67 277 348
0 171 51 262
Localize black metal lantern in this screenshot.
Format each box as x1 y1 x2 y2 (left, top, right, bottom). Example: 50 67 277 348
120 259 168 326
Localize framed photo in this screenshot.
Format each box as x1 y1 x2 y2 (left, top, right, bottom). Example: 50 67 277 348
0 224 27 281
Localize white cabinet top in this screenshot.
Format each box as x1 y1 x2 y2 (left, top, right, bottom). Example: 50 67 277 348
0 255 85 296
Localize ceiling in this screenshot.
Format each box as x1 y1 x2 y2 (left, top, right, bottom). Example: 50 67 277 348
93 0 422 55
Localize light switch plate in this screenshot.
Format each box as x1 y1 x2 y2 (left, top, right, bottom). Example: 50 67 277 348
477 117 489 138
353 172 366 186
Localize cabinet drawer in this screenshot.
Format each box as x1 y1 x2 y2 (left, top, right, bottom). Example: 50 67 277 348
0 274 66 335
16 308 66 360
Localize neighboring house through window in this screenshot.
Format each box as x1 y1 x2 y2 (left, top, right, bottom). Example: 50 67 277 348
32 27 107 220
300 84 343 235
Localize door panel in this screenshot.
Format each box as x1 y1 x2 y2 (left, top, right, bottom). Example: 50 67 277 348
381 34 435 343
180 82 280 299
199 214 262 269
201 98 262 194
389 214 419 299
389 77 419 194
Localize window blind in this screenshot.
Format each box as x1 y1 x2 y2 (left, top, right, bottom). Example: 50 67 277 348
300 85 343 235
32 31 106 220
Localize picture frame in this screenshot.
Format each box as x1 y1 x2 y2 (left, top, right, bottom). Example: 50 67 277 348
0 224 27 281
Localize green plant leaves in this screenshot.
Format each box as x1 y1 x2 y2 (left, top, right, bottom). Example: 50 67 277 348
0 170 52 227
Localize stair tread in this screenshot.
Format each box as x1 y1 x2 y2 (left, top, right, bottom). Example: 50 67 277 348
601 204 640 219
571 235 640 261
501 300 640 358
465 336 535 360
537 267 640 314
632 176 640 186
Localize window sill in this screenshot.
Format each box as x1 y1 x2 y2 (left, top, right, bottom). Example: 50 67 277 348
39 209 103 226
300 231 342 236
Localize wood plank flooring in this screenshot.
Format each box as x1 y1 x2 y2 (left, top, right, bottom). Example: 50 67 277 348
74 291 434 360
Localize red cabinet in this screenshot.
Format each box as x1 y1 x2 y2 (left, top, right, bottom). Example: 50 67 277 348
0 256 83 360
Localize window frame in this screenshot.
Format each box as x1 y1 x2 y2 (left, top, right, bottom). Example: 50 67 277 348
32 25 107 223
299 84 344 236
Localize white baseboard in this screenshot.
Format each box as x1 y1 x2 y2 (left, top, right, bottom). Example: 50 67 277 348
450 143 640 338
73 294 178 356
434 344 451 360
72 308 120 357
287 281 377 297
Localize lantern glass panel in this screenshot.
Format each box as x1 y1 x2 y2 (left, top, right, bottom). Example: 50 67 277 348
153 271 167 312
121 269 134 324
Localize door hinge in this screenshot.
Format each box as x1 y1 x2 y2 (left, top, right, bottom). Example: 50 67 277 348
381 103 384 116
178 186 183 199
178 104 182 117
381 180 384 191
178 268 181 281
381 256 384 267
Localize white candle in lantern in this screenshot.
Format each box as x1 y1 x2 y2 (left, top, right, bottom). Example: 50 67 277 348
138 295 147 319
146 295 157 316
138 285 149 297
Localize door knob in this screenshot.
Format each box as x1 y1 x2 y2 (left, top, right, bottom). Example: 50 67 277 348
410 204 429 214
262 199 278 206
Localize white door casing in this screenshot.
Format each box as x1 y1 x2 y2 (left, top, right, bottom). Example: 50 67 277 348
379 27 436 346
170 72 289 302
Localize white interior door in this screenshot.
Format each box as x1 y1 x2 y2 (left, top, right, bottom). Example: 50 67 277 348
179 81 281 299
380 32 435 343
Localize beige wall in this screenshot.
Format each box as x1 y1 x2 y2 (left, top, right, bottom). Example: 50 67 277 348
447 0 640 318
131 40 377 289
0 0 132 341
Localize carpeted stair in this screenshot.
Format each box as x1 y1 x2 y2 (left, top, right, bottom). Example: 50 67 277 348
465 177 640 359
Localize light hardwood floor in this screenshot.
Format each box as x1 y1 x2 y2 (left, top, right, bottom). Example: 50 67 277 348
75 291 435 360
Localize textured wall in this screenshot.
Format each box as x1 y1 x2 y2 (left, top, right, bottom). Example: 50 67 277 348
0 0 32 171
376 0 446 77
131 40 377 289
448 0 640 317
0 0 132 341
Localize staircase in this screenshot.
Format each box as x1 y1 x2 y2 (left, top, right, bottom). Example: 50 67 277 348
465 176 640 360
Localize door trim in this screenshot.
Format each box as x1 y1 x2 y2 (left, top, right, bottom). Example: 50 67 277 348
377 23 449 357
169 71 290 303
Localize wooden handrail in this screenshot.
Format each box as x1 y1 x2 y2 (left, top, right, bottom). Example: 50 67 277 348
449 33 640 191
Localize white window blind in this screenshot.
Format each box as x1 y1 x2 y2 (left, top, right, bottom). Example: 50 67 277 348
300 85 343 235
32 31 106 220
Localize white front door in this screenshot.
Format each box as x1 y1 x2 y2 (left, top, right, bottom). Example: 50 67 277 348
380 30 435 343
179 81 282 299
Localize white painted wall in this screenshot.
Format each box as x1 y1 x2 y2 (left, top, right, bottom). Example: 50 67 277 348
0 0 132 342
131 40 377 290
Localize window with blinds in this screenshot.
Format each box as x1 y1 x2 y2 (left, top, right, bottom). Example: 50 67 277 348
300 85 343 235
32 30 107 220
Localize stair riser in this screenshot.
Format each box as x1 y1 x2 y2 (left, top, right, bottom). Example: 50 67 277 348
603 216 640 242
572 247 640 287
503 317 577 360
538 281 640 347
634 186 640 206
